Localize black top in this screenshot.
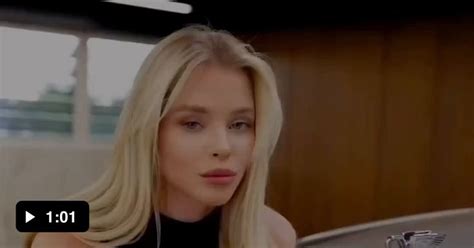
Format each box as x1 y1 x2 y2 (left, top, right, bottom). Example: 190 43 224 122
119 208 221 248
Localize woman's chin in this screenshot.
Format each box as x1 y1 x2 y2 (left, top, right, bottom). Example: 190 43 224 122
197 190 236 207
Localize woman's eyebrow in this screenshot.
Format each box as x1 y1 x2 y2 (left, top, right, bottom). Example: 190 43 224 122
173 105 254 115
232 107 254 115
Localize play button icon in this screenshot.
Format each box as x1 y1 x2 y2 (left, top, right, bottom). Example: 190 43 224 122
25 211 35 223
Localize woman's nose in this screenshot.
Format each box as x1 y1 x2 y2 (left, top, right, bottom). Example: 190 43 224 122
211 127 231 159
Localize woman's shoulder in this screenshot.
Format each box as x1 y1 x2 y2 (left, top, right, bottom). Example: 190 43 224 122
263 205 297 248
31 233 91 248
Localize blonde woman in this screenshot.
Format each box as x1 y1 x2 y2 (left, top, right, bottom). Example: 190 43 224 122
28 25 296 248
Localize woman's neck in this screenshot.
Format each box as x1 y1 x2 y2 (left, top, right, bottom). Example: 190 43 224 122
158 184 214 222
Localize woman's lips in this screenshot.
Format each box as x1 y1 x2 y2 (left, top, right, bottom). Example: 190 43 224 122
201 168 237 185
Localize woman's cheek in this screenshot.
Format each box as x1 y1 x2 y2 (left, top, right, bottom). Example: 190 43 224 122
234 134 255 161
240 131 255 150
174 129 208 155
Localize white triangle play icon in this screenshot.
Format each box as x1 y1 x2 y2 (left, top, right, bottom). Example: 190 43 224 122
25 211 35 223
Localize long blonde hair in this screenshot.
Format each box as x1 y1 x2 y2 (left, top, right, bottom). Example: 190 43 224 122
28 25 283 248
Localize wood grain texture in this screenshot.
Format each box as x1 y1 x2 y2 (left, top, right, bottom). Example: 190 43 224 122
246 17 474 237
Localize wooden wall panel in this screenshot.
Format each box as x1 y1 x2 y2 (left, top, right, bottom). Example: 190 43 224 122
375 22 438 219
255 29 385 235
247 17 474 238
430 18 474 210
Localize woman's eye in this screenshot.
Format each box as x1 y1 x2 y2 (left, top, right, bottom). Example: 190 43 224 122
183 121 202 130
230 121 251 130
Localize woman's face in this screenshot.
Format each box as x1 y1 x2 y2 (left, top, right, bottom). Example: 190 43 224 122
158 63 255 207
